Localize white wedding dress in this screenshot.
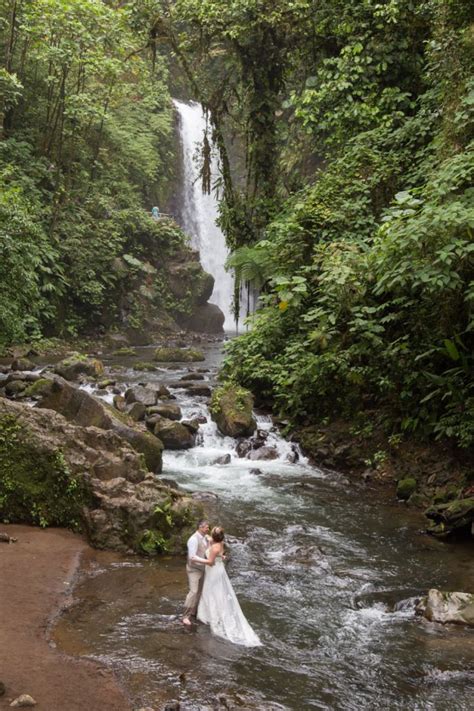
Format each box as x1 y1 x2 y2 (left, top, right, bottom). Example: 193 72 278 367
197 553 261 647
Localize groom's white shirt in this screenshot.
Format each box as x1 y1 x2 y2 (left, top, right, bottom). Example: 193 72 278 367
187 531 209 563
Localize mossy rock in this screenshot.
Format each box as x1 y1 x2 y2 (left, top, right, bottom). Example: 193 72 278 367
154 347 205 363
210 382 256 438
425 496 474 538
396 477 417 500
54 353 104 381
24 378 54 399
133 361 158 372
433 485 461 505
0 412 90 530
112 347 137 357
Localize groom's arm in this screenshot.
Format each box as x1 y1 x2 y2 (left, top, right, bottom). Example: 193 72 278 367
188 535 208 564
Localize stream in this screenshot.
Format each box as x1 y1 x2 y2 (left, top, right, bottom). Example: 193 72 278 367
53 340 474 711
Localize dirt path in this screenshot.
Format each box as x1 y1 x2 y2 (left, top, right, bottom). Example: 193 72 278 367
0 524 131 711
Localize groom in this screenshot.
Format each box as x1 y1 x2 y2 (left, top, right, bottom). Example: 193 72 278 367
182 519 210 626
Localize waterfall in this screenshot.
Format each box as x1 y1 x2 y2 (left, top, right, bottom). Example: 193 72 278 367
174 99 236 330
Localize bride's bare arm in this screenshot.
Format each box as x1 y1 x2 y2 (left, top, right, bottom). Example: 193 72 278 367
203 543 221 565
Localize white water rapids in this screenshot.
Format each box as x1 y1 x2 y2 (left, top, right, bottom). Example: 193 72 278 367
65 344 474 710
174 99 235 330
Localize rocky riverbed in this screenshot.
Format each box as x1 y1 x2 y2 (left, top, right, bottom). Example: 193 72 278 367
1 336 473 711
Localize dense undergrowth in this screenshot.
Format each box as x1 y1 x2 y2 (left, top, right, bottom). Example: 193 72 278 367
202 0 474 449
0 0 188 347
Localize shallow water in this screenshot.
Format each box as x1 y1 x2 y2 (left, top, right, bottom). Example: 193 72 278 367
54 340 474 710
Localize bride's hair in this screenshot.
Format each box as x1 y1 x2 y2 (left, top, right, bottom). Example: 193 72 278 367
211 526 225 542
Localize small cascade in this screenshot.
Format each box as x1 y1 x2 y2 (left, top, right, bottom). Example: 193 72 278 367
174 99 236 330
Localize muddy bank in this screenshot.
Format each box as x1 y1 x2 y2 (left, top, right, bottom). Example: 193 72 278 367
0 525 130 711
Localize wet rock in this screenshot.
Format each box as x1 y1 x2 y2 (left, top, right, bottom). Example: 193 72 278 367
183 303 225 334
5 380 27 397
249 468 263 476
53 353 104 381
148 382 171 399
180 373 205 381
192 491 219 501
192 414 208 425
425 497 474 538
236 440 252 458
133 361 158 372
153 418 195 449
36 376 163 472
11 357 34 371
98 378 116 389
163 701 180 711
126 402 147 421
6 371 40 384
396 477 417 500
248 446 278 461
154 347 205 363
113 394 127 412
286 446 299 464
125 385 158 407
210 383 256 438
149 403 182 421
185 383 212 397
213 453 231 465
181 419 200 434
0 681 5 695
416 589 474 626
10 695 37 707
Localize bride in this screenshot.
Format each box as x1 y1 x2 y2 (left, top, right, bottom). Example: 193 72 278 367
196 526 261 647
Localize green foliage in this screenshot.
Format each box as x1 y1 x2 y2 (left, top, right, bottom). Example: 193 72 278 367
0 0 189 345
221 1 474 449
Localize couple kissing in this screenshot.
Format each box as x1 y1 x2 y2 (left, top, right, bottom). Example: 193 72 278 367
182 519 261 647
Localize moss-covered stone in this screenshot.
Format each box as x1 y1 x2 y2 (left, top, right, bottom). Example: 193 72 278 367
0 413 89 530
133 361 158 372
396 477 417 500
425 497 474 538
112 347 137 357
154 347 205 363
210 382 256 437
24 378 54 399
53 353 104 381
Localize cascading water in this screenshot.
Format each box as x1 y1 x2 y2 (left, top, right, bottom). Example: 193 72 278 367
174 99 236 330
59 343 474 711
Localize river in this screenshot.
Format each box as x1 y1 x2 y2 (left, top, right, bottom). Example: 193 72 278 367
53 340 474 711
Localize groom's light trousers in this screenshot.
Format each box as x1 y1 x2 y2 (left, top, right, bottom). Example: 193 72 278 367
184 564 205 618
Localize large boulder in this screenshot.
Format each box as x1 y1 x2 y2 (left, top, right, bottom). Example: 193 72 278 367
53 353 104 381
0 397 200 553
210 383 256 438
248 446 279 461
125 385 158 407
417 589 474 626
181 303 225 334
35 376 163 472
153 418 195 449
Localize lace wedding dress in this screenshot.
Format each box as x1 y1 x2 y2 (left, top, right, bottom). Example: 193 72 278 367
197 554 261 647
